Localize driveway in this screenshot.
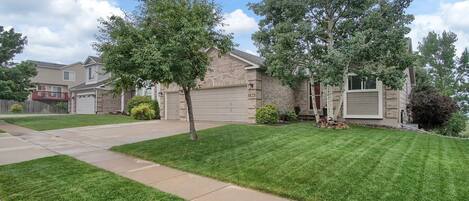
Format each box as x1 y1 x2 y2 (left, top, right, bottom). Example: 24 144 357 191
0 120 223 164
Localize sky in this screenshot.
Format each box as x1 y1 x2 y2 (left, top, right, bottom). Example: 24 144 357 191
1 0 469 64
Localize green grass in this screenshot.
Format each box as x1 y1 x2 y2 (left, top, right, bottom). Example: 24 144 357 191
0 155 182 201
113 123 469 201
2 115 140 131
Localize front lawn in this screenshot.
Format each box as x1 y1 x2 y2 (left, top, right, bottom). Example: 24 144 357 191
0 155 182 201
2 115 140 131
113 123 469 201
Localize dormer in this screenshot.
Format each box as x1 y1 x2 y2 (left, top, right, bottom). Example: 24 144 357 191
83 56 110 85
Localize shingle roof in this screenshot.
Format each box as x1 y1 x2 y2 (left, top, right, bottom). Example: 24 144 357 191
231 49 265 66
70 79 110 91
89 56 102 63
29 60 66 69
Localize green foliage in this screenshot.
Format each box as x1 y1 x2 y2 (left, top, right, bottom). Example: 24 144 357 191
55 102 68 112
127 96 159 119
409 88 458 130
0 26 27 65
250 0 414 89
280 110 298 122
96 0 235 139
10 103 23 113
437 112 467 137
0 27 37 101
256 104 279 124
131 103 156 120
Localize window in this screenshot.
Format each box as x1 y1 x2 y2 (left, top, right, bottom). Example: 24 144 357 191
88 67 95 80
51 86 62 97
63 71 75 81
347 75 377 91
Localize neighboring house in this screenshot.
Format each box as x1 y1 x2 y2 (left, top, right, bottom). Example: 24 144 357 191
159 48 415 128
30 61 85 104
69 56 133 114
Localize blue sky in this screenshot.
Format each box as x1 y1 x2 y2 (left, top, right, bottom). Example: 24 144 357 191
1 0 469 64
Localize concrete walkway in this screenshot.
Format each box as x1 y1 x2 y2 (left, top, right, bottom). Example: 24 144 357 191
0 121 289 201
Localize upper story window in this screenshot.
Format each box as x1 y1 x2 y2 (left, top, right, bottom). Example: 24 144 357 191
347 75 377 91
63 71 75 81
88 67 95 80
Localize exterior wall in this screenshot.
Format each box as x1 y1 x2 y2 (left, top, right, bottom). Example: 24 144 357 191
261 73 295 113
399 68 412 124
32 63 84 87
96 89 132 114
84 63 110 85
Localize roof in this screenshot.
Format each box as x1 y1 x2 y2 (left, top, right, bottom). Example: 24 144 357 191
29 60 66 70
70 79 110 91
231 49 265 67
89 56 102 63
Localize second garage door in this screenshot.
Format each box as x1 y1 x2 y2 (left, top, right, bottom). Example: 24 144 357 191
191 87 248 122
76 94 96 114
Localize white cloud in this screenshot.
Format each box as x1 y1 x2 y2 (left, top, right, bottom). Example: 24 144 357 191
222 9 258 34
409 0 469 54
0 0 124 64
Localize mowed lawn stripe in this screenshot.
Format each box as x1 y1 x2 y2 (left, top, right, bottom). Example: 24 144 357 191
112 123 469 201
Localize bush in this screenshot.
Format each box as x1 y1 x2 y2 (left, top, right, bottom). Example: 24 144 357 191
437 112 467 137
10 103 23 113
130 103 156 120
256 104 279 124
409 88 458 130
127 96 160 119
280 110 298 122
55 102 68 113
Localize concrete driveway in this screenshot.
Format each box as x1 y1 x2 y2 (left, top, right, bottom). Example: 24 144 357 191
0 120 223 164
43 120 223 149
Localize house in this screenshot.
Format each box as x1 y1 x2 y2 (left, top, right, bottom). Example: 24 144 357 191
30 61 85 105
69 56 133 114
159 48 414 128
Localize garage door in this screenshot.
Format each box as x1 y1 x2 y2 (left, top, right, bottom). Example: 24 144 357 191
166 92 180 120
76 94 96 114
191 87 248 122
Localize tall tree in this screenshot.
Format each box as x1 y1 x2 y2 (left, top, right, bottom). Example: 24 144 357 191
250 0 414 123
418 31 458 96
455 48 468 113
0 26 37 101
96 0 233 140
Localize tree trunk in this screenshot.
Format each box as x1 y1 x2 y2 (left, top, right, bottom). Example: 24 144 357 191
183 87 197 141
333 64 349 121
326 17 335 122
310 77 321 124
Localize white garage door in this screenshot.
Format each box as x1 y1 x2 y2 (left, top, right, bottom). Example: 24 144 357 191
76 94 96 114
191 87 248 122
166 92 180 120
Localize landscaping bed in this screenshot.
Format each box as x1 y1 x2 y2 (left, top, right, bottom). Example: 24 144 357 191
113 123 469 201
0 155 181 201
2 114 140 131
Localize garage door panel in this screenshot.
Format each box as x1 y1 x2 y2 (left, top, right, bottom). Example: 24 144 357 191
76 94 95 114
191 87 248 122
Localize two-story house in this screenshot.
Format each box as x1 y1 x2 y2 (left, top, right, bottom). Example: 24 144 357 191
30 61 85 104
69 56 133 114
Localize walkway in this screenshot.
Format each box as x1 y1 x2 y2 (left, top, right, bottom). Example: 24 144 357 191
0 121 289 201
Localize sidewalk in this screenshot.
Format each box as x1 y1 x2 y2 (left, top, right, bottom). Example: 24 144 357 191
0 122 289 201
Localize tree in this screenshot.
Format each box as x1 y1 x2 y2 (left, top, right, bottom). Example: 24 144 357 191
96 0 234 140
418 31 468 113
0 26 37 101
418 31 458 96
250 0 414 123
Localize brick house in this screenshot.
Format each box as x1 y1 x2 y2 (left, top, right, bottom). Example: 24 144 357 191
69 56 133 114
159 48 414 128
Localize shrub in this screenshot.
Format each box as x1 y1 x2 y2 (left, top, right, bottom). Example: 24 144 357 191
55 102 68 113
280 110 298 122
256 104 278 124
130 103 156 120
127 96 160 119
409 88 458 130
10 104 23 113
437 112 467 137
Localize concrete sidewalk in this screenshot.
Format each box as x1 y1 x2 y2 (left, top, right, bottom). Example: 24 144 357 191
0 121 290 201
